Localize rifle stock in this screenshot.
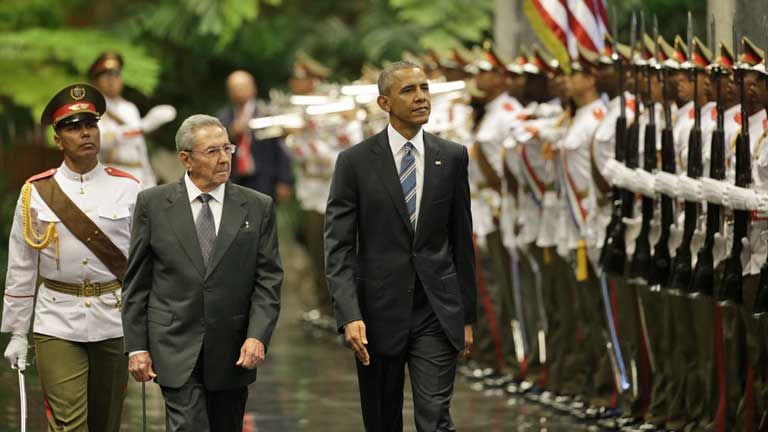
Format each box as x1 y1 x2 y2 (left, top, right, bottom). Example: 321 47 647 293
720 67 750 303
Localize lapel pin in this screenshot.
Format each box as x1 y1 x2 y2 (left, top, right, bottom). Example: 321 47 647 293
435 160 442 166
244 220 250 229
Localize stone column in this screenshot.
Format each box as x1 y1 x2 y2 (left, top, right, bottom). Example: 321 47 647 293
495 0 537 59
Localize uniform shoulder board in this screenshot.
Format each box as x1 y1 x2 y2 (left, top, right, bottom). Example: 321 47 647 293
25 168 57 184
503 102 516 112
104 166 139 183
593 108 605 121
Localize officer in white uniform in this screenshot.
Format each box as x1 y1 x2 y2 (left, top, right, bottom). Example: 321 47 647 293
91 51 176 188
2 83 140 432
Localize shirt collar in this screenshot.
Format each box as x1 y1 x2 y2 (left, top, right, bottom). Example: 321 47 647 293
387 124 424 156
185 173 226 204
58 161 104 183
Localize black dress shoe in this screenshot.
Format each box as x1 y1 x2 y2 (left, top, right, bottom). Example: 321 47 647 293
584 405 620 420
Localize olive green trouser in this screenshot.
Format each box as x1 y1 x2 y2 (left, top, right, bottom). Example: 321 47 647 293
304 209 332 315
515 244 547 383
614 273 646 418
535 246 566 392
33 335 127 432
546 252 586 396
473 231 517 375
576 265 615 406
736 275 765 430
638 284 670 425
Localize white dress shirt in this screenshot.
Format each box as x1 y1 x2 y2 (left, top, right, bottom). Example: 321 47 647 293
388 124 425 227
185 173 226 234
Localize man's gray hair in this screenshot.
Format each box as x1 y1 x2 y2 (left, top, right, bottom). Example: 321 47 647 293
175 114 226 152
377 60 421 96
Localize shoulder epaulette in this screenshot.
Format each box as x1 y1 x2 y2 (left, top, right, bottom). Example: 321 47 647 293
25 168 57 184
593 108 605 121
503 102 516 112
104 166 140 183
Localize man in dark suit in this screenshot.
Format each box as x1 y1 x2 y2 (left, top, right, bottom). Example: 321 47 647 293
217 70 293 202
324 61 476 431
122 114 282 431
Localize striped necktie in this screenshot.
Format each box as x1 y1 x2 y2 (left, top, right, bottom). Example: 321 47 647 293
399 142 417 227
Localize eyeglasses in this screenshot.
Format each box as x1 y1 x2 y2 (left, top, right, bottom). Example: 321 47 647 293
185 144 237 158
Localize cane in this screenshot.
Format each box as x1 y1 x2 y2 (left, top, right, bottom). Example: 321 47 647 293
142 381 147 432
16 364 26 432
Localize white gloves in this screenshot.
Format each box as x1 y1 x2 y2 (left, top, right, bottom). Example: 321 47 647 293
757 193 768 215
741 237 751 271
668 223 684 257
690 229 705 263
538 126 565 145
4 333 28 371
654 171 678 197
623 216 643 257
677 174 702 202
699 178 727 205
633 168 656 197
140 105 177 133
713 232 729 268
650 218 662 248
604 160 636 189
723 184 759 211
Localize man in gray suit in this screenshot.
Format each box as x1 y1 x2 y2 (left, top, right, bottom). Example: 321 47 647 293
122 114 282 431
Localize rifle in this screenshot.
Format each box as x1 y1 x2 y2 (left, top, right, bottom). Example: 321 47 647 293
601 14 635 275
691 18 726 296
630 16 658 282
623 13 642 278
719 30 751 304
755 17 768 314
669 12 704 291
651 27 676 286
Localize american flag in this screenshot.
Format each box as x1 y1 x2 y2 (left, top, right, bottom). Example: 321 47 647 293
524 0 610 72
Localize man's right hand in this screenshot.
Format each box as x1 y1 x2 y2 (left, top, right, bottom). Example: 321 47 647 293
128 352 157 382
3 333 28 371
344 320 370 366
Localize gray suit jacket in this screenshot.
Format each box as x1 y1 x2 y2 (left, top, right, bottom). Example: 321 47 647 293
122 178 282 391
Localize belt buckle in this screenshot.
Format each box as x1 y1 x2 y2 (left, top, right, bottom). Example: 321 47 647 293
82 279 95 297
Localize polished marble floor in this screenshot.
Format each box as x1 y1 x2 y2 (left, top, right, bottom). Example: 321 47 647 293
0 239 599 431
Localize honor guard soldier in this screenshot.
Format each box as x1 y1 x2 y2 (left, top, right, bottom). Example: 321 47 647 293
91 51 176 188
2 83 140 431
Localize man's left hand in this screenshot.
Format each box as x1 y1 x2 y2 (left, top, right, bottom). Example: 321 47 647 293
460 325 473 358
236 338 265 369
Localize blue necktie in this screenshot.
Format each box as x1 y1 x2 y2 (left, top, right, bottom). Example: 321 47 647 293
399 142 417 227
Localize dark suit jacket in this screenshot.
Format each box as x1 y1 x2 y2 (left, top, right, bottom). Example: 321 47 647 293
324 128 477 355
122 178 282 391
217 105 293 199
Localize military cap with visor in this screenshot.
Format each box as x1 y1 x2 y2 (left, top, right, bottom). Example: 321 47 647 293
680 37 712 71
88 51 123 80
41 83 106 129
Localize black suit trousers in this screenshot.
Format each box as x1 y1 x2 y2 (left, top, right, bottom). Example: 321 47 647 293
160 348 248 432
355 281 460 432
